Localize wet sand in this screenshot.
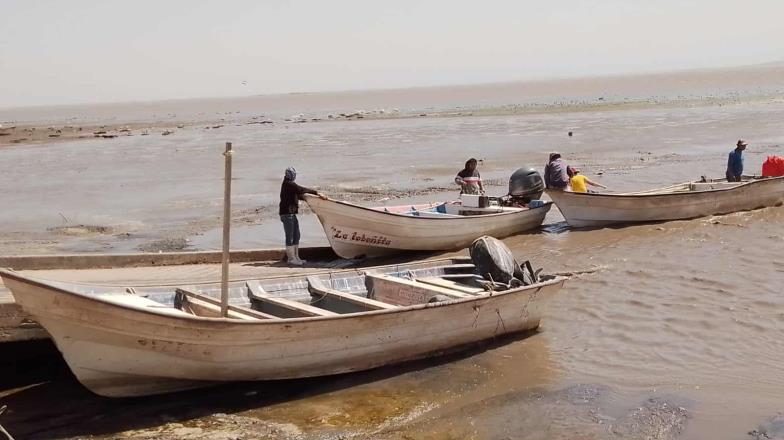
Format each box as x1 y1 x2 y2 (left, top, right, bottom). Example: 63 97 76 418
1 64 784 439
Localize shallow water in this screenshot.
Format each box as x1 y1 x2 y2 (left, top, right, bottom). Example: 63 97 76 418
1 78 784 439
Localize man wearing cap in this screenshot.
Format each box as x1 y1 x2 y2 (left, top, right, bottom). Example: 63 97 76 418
544 152 570 190
279 167 327 266
726 140 747 182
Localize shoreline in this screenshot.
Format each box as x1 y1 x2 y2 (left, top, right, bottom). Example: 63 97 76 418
3 90 782 149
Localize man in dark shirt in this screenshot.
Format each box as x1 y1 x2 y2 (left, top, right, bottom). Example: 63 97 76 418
726 139 747 182
279 167 326 265
544 152 570 190
455 158 484 194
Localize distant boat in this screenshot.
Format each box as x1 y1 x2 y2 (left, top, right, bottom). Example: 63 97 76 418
305 195 551 259
1 257 566 397
547 176 784 228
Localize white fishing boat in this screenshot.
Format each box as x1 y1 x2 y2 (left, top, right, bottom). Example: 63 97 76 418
306 195 551 259
0 256 566 397
548 176 784 228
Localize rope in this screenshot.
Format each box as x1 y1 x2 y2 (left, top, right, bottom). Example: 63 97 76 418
0 406 15 440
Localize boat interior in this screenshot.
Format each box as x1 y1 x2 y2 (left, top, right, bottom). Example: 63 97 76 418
49 257 529 321
616 176 761 196
373 199 537 218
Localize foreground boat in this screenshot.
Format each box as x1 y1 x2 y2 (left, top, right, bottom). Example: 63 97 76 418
306 195 551 259
1 257 565 397
548 176 784 228
0 246 338 344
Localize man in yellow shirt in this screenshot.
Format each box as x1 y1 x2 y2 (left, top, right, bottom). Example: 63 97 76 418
567 166 607 193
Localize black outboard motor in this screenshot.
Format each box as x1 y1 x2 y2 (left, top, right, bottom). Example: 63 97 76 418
469 236 540 290
508 166 544 202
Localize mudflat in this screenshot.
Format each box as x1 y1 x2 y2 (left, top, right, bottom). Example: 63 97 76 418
1 63 783 439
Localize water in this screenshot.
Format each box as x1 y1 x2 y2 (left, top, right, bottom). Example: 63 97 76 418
1 68 784 439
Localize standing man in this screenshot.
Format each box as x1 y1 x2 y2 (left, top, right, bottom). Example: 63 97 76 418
455 158 484 194
726 140 747 182
279 167 327 266
544 152 570 190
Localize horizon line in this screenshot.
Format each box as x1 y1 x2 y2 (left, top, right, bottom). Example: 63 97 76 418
1 58 782 113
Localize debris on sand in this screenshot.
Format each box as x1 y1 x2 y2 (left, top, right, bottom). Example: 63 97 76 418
47 225 113 236
137 237 190 253
609 398 688 440
749 413 784 440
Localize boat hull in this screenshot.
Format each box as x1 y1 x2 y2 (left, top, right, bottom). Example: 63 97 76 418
306 196 551 259
3 273 564 397
548 177 784 227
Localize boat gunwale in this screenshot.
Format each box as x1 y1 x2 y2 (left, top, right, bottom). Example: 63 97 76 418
306 194 553 220
0 268 566 326
549 175 784 200
10 257 471 289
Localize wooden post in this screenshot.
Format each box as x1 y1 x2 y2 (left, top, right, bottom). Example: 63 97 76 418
220 142 233 317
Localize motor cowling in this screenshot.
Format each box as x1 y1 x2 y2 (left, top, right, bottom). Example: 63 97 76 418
508 166 544 201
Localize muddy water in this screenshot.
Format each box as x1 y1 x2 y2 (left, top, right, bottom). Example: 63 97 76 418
1 81 784 439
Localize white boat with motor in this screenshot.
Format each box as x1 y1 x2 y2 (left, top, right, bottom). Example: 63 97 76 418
1 239 566 397
306 167 550 259
547 175 784 228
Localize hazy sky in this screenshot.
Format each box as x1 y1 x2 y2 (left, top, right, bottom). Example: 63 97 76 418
1 0 783 108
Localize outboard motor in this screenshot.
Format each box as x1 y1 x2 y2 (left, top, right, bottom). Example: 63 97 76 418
469 236 540 289
508 166 544 202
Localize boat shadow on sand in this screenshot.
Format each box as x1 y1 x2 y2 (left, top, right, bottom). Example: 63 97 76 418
0 331 538 439
240 249 442 269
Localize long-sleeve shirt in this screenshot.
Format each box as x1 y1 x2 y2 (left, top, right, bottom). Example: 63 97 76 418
279 179 317 215
727 149 744 177
544 159 569 189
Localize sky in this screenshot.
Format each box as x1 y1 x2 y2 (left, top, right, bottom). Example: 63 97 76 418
1 0 783 108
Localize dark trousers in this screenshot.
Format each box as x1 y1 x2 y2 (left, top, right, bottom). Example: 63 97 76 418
726 171 742 182
280 214 300 246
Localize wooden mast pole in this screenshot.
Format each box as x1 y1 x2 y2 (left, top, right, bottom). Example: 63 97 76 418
220 141 233 317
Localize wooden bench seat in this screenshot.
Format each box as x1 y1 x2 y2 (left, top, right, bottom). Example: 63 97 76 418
307 276 397 313
174 288 278 320
104 294 192 317
364 272 469 306
441 263 476 273
247 282 338 318
415 277 486 295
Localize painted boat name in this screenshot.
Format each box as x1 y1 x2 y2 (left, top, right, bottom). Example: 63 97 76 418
330 227 392 246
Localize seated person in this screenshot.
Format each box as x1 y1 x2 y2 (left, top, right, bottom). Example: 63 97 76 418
568 166 607 193
544 152 569 190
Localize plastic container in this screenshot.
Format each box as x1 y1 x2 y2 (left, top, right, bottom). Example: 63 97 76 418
461 194 490 208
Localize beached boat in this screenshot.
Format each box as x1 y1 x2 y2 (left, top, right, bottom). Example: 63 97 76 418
548 176 784 228
0 257 565 397
305 195 552 259
0 246 338 344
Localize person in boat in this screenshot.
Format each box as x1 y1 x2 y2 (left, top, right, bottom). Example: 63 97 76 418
726 139 747 182
567 166 607 193
455 158 484 194
544 152 570 190
280 167 327 266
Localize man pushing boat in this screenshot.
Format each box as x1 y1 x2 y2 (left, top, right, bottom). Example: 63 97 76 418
279 167 327 265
